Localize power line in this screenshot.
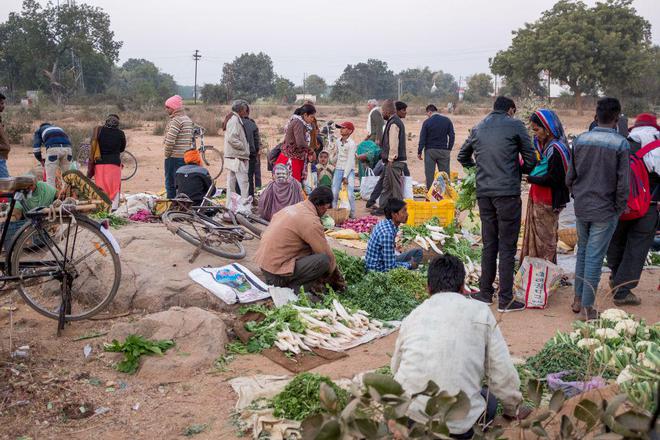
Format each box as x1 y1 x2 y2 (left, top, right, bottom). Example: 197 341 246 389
193 49 201 104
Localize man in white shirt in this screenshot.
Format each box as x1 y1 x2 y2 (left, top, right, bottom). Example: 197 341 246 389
331 121 357 218
391 255 530 438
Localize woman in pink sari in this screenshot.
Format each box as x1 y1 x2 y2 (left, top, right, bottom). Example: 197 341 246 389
274 104 316 182
88 114 126 210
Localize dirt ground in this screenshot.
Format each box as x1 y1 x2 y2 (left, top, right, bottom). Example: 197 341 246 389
0 106 658 439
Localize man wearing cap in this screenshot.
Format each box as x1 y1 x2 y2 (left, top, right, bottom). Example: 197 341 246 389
331 121 357 218
163 95 193 198
606 113 660 306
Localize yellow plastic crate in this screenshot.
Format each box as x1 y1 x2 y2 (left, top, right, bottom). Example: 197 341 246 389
404 199 455 226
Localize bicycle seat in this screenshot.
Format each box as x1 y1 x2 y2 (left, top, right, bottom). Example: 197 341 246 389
0 176 36 193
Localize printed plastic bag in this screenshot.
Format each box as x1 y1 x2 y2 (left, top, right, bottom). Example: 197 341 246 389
338 184 350 210
402 176 414 200
514 257 562 308
360 168 379 200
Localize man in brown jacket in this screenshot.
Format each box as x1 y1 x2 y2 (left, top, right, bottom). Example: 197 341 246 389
0 93 10 177
255 187 337 293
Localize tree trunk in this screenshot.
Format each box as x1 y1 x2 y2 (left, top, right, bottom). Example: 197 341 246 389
575 90 583 116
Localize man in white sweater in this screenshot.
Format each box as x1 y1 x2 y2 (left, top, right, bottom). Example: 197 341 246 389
224 100 251 213
391 255 530 437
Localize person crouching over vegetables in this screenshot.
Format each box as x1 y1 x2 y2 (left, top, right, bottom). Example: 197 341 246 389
255 186 344 294
365 198 422 271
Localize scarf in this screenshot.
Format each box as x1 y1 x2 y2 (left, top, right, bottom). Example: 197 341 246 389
629 126 659 148
534 109 570 172
258 177 303 221
105 114 120 129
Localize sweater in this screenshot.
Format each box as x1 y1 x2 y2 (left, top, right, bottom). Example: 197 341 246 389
418 113 455 154
96 126 126 166
224 113 250 160
33 125 71 154
175 164 214 205
566 127 630 222
163 110 193 158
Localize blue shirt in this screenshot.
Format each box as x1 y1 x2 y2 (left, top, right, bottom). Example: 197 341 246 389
418 113 455 154
365 219 411 271
33 125 71 153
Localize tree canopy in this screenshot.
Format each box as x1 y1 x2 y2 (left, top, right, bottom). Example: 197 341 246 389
464 73 493 102
221 52 275 103
303 74 327 97
106 59 177 106
490 0 654 113
331 59 397 103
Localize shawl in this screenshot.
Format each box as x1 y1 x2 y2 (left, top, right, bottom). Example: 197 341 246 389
534 109 570 172
258 177 304 221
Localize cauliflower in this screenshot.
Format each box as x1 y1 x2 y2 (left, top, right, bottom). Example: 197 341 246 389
616 365 634 384
614 319 639 336
617 346 635 356
569 330 582 343
601 308 628 322
595 328 620 340
635 341 655 352
577 338 601 349
637 352 656 370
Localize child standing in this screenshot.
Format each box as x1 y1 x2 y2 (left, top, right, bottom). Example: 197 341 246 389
316 150 335 188
331 121 357 218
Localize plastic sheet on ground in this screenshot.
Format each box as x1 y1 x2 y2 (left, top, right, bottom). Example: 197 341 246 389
324 321 400 352
116 193 159 218
189 263 270 304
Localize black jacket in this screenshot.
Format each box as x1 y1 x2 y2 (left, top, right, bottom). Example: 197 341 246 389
418 113 455 154
457 110 536 197
526 145 570 210
381 115 407 162
96 126 126 166
175 164 214 205
242 117 261 157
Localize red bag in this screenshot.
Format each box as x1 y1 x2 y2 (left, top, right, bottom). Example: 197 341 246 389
620 140 660 221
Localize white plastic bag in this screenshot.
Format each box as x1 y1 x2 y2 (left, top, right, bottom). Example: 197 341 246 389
402 176 414 200
360 168 379 200
338 183 351 210
514 257 562 309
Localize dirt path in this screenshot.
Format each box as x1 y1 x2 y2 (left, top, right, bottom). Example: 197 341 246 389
1 106 657 439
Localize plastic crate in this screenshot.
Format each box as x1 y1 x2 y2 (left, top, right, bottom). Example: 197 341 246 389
404 199 455 226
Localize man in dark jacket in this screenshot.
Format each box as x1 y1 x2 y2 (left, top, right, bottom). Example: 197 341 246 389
418 104 455 189
239 107 261 199
376 100 408 212
175 149 215 206
458 96 537 313
567 97 629 320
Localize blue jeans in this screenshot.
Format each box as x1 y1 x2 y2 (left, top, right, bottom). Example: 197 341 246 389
0 160 9 178
396 248 423 266
164 157 185 199
331 169 355 217
574 218 618 307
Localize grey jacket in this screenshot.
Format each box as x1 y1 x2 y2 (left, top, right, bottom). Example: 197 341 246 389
457 111 536 197
566 127 629 222
224 112 250 160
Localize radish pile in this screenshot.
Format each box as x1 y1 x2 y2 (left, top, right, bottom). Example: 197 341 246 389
339 216 380 234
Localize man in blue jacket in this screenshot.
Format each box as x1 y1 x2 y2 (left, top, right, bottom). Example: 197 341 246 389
418 104 455 189
33 123 72 187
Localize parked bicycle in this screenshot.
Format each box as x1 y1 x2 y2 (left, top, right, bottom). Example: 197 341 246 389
0 176 122 333
192 125 224 180
76 143 138 182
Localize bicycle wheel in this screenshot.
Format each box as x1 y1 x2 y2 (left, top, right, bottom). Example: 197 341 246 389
121 151 138 181
162 211 246 259
201 147 224 180
9 216 121 321
236 212 269 239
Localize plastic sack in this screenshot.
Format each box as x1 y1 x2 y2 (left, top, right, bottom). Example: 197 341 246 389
338 184 350 210
547 371 607 398
514 257 562 308
326 228 360 240
360 168 379 200
402 176 414 200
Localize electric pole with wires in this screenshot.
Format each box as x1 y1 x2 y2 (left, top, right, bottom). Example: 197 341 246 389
193 50 201 104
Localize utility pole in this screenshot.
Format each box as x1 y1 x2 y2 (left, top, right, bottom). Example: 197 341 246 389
193 50 201 104
302 73 307 96
457 76 462 102
397 78 401 101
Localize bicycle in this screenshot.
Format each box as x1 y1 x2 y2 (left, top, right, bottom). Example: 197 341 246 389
161 195 249 263
0 176 122 333
192 125 224 180
75 143 138 181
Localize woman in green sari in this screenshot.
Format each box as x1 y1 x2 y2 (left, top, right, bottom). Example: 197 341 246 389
356 140 381 178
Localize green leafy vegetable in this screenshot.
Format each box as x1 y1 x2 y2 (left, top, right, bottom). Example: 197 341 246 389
272 373 349 421
103 334 175 374
333 250 366 285
91 211 128 229
456 168 477 213
525 341 590 382
240 304 306 353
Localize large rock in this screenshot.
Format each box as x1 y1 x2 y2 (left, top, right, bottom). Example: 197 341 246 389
108 223 263 313
107 306 228 381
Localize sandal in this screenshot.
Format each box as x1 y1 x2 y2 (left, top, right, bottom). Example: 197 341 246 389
571 296 582 314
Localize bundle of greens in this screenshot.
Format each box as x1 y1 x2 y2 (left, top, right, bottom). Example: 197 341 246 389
333 250 366 285
400 217 440 245
524 341 590 382
92 210 128 229
272 373 349 421
456 168 477 213
342 268 427 321
103 334 175 374
241 304 306 353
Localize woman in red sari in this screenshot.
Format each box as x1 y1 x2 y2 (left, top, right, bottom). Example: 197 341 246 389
274 104 316 182
88 114 126 210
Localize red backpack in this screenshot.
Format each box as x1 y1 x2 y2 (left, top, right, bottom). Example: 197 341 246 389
621 139 660 221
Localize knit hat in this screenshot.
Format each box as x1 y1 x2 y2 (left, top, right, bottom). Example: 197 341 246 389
630 113 659 131
184 149 202 165
165 95 183 111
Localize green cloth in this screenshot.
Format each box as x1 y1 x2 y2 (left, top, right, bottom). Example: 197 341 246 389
15 181 57 214
317 164 334 188
356 141 381 178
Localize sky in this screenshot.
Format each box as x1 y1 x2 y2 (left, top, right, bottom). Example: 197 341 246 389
1 0 659 87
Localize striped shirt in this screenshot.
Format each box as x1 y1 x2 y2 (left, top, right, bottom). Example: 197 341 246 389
33 125 71 153
163 110 193 158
